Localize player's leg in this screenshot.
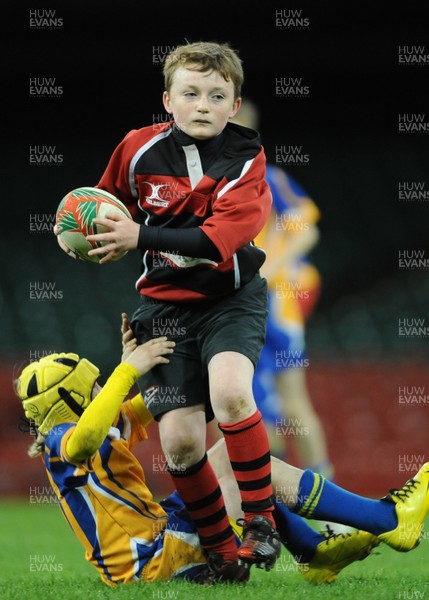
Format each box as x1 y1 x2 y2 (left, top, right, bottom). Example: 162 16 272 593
273 458 429 581
272 457 429 556
159 408 248 584
208 437 300 521
203 275 281 571
208 350 281 570
132 300 247 584
158 405 206 469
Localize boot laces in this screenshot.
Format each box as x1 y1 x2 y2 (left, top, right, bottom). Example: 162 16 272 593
388 478 419 503
321 524 353 545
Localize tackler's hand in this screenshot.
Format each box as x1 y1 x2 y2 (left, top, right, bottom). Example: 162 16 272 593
123 337 175 376
121 313 137 361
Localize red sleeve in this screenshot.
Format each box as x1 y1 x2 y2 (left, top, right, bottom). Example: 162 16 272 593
200 149 272 262
97 128 151 218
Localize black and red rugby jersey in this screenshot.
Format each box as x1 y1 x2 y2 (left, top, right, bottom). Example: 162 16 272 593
97 121 272 302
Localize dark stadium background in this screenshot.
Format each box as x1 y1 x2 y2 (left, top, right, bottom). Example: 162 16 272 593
2 1 428 499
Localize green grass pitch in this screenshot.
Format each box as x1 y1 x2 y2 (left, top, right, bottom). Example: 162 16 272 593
0 500 428 600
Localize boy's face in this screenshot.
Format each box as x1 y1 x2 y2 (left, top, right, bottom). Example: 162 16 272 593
163 66 241 140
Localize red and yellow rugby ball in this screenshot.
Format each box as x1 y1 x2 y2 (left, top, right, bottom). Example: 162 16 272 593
55 187 132 263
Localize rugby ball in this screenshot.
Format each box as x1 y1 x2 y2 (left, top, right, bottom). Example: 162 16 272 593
55 186 132 263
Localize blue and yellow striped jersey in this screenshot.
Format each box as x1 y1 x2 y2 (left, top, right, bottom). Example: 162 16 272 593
255 164 321 324
43 399 206 586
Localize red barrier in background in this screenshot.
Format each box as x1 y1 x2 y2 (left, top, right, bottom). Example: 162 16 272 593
1 358 428 500
305 358 429 494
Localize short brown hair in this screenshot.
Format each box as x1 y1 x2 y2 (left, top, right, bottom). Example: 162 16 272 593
163 41 244 99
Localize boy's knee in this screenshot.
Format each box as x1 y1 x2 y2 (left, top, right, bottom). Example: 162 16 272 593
212 385 255 423
160 430 204 469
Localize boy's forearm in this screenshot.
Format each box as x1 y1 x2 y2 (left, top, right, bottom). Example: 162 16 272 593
138 225 221 261
66 363 140 461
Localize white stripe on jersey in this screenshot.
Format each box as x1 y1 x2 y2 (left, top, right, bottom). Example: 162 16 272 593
216 158 254 198
128 128 174 198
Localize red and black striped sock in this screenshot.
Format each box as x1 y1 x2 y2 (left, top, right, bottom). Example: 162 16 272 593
168 453 238 561
219 409 275 526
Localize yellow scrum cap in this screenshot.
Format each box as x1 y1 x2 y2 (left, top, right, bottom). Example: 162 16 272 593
17 353 100 435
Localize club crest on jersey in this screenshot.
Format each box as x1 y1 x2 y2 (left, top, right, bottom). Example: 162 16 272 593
144 182 170 207
143 385 159 408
